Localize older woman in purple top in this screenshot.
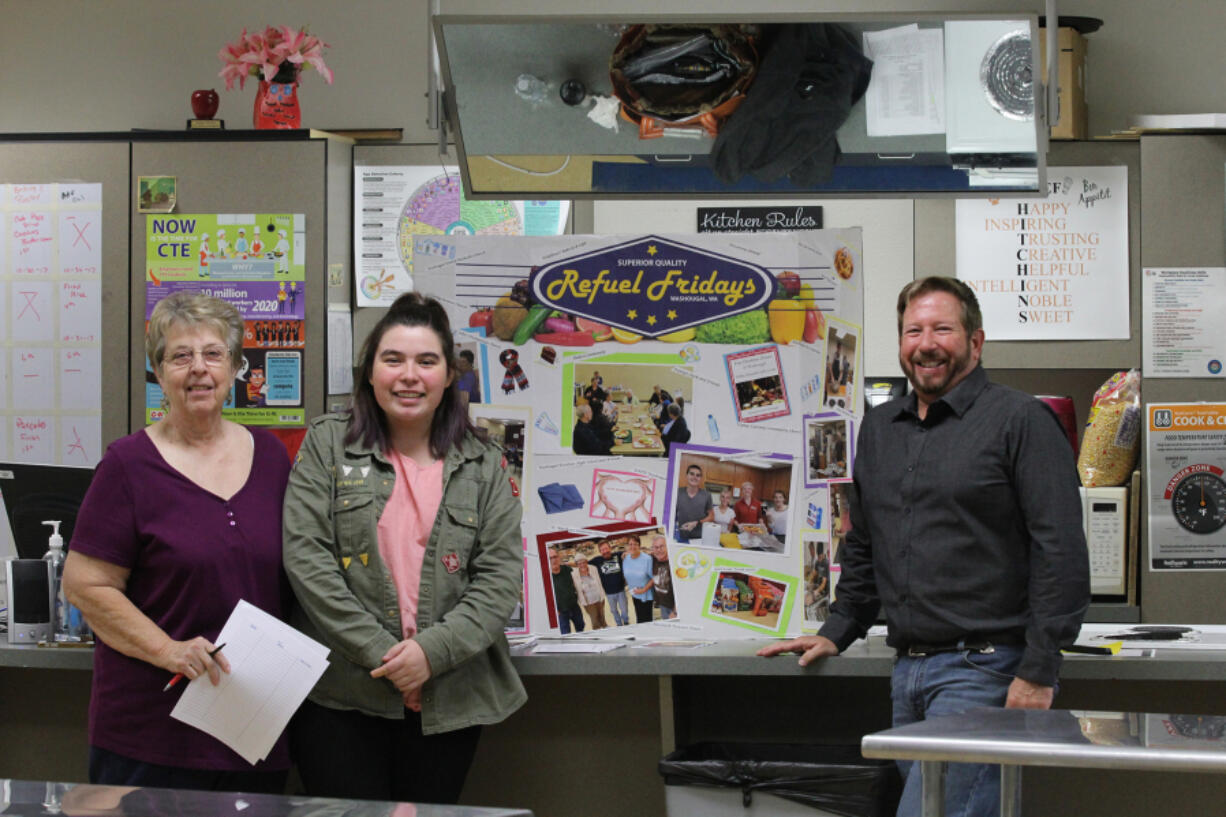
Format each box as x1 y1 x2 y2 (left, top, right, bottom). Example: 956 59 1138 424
62 293 291 793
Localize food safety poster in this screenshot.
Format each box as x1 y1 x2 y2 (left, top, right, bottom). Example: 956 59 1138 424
1142 268 1226 378
414 230 862 638
145 214 305 426
1146 403 1226 570
353 165 569 307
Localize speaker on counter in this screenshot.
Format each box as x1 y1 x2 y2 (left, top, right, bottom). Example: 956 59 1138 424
5 558 54 644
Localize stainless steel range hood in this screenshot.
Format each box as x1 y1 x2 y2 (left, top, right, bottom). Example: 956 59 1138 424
432 8 1054 199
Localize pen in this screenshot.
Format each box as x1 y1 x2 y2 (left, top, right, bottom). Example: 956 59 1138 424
163 643 226 692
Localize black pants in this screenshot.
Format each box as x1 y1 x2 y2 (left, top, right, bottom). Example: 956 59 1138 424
89 745 287 794
290 699 482 803
632 596 655 624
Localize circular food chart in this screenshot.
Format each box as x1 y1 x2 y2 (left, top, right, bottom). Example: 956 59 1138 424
397 174 522 272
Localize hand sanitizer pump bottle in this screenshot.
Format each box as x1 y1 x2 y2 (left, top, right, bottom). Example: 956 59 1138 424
41 521 89 641
42 521 68 640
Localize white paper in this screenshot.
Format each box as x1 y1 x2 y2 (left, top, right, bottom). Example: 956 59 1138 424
171 600 330 765
956 166 1131 340
326 305 353 395
863 25 945 136
57 347 100 410
58 415 101 466
1142 268 1226 377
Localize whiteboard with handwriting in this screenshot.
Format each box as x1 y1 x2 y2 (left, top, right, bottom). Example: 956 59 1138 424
1 183 103 465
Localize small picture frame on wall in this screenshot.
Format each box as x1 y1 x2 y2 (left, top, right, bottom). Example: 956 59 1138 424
137 176 177 213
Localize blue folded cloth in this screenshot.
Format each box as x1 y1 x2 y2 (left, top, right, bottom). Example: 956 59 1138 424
538 482 585 514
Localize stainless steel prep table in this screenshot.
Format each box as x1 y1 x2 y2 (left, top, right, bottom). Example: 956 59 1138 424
861 708 1226 817
0 779 532 816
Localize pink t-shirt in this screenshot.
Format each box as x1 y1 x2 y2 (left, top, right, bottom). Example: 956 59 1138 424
377 451 444 639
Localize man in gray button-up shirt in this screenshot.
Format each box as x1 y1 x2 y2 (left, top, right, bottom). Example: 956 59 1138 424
761 276 1089 817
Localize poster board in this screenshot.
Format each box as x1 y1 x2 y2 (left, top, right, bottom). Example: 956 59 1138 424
415 230 862 638
1 182 104 466
144 213 307 427
955 166 1130 341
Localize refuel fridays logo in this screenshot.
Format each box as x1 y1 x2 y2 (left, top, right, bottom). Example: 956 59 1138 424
530 235 774 338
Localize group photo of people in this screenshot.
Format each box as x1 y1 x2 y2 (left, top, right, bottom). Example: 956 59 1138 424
543 528 676 632
669 451 795 554
569 363 694 457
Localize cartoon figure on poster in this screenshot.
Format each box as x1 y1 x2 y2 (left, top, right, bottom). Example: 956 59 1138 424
274 230 290 274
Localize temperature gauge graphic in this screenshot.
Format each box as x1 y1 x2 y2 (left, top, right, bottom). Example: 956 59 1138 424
1168 467 1226 535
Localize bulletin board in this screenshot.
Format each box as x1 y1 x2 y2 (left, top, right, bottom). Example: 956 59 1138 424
416 229 863 639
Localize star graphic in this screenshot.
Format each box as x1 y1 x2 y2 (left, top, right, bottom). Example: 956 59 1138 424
647 245 658 256
627 309 638 320
666 309 677 321
646 315 657 326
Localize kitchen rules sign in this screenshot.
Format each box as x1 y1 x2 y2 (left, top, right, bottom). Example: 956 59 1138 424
954 166 1130 341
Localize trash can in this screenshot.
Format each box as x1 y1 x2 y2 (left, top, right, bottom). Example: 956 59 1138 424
659 742 902 817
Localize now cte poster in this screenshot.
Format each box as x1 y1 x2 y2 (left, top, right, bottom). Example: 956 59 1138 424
144 214 306 426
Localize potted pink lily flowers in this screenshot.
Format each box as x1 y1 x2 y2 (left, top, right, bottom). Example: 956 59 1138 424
218 26 334 129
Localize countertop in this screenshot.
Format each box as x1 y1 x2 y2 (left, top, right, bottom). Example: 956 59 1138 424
7 638 1225 682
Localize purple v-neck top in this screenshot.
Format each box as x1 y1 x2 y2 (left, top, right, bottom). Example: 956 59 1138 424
71 427 291 770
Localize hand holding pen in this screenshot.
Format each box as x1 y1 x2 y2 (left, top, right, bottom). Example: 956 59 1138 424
163 641 228 691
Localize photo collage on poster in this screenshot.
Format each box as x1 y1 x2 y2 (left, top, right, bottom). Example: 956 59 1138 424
414 229 863 637
144 214 306 426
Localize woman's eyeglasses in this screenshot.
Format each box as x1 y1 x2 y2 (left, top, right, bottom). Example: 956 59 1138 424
165 346 229 368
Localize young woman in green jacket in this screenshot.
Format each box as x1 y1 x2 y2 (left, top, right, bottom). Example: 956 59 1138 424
283 293 525 803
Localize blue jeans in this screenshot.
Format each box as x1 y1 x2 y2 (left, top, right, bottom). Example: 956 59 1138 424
891 645 1023 817
658 605 676 620
558 605 585 634
607 590 630 626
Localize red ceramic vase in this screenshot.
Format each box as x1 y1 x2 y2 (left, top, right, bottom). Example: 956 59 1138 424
191 89 220 119
253 63 301 129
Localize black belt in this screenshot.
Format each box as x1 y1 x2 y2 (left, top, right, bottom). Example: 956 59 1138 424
899 638 1001 658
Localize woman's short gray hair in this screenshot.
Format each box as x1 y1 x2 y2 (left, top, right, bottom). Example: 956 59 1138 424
145 292 245 374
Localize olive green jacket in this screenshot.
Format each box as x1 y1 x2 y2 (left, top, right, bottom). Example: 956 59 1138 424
282 413 526 734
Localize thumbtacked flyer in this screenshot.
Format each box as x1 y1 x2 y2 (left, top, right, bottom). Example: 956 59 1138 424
1147 403 1226 570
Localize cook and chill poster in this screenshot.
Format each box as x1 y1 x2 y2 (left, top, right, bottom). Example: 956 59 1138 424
1147 403 1226 570
414 230 862 638
144 214 306 426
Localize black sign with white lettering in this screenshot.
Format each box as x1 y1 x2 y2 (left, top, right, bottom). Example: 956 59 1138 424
697 206 823 233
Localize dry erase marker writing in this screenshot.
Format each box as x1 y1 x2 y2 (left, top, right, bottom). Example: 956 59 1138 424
163 643 226 692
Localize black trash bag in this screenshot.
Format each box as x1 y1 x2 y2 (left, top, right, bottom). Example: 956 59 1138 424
659 742 902 817
711 24 873 187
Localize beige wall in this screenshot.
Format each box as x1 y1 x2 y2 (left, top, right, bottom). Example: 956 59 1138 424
4 1 1226 138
